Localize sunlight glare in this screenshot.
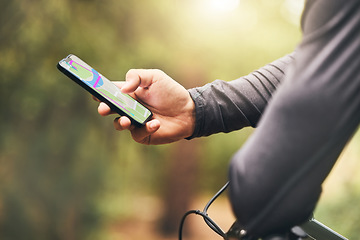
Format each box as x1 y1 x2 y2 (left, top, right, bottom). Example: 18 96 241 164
208 0 240 13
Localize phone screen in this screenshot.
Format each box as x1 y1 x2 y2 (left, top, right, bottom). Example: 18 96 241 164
58 54 152 125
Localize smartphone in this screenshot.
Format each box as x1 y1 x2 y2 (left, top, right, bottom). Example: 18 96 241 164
57 54 152 127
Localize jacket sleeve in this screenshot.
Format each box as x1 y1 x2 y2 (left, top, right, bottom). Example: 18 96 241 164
186 54 294 139
228 0 360 237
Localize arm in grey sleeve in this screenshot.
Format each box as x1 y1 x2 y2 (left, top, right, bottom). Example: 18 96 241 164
186 54 294 139
228 0 360 237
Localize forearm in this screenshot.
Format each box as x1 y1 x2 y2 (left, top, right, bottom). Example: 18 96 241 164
187 53 294 139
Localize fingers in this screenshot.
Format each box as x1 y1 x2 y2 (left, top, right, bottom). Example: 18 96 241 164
113 117 161 145
113 116 134 131
131 120 161 145
98 102 112 116
122 69 163 93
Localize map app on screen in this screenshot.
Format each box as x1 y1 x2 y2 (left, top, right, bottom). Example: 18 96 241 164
58 55 151 124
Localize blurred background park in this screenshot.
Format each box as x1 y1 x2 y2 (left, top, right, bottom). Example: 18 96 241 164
0 0 359 239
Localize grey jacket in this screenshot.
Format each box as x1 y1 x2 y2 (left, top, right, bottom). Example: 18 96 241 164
187 0 360 237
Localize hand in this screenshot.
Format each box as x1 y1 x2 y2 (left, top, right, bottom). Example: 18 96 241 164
97 69 196 145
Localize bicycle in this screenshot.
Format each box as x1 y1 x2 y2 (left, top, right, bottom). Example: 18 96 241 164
178 181 348 240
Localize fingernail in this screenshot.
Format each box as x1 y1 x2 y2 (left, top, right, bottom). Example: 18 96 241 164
149 121 158 129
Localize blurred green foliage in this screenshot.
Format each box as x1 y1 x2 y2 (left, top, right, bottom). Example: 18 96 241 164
314 130 360 239
0 0 358 239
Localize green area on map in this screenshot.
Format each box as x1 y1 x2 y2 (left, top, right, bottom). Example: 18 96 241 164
70 62 92 79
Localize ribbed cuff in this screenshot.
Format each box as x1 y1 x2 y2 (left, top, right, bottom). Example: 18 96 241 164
185 87 206 140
